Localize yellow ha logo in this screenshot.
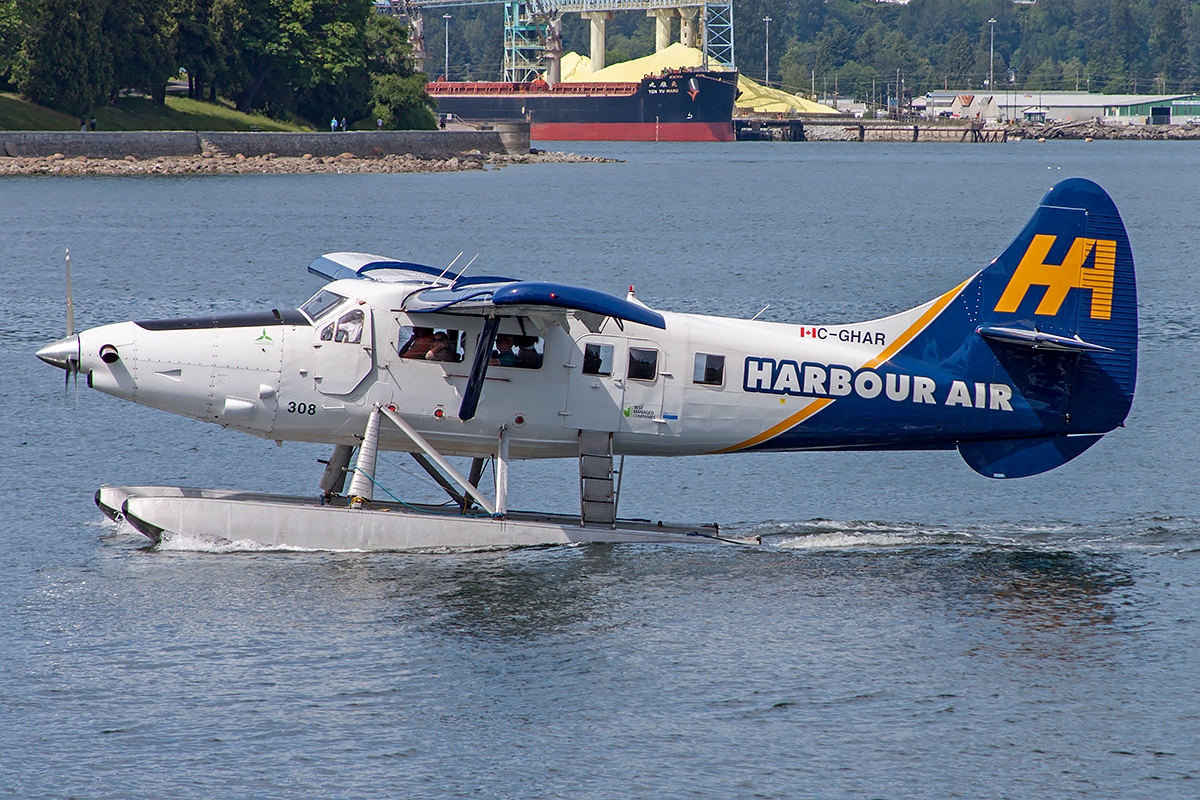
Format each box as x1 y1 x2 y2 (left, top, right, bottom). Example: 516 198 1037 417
995 235 1117 320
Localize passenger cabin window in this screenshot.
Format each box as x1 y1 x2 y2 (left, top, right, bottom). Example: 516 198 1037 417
693 353 725 386
582 343 614 376
627 347 658 381
300 289 345 322
398 325 464 362
490 335 544 369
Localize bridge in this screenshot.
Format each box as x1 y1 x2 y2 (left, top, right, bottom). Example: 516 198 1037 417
378 0 734 83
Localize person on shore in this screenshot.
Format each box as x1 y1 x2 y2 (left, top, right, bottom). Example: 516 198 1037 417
330 117 337 132
377 118 383 130
341 118 347 132
89 117 97 131
80 118 87 132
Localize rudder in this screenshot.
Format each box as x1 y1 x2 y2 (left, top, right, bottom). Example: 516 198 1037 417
958 178 1138 476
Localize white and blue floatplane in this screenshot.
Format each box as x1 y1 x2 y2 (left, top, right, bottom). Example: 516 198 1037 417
38 179 1138 551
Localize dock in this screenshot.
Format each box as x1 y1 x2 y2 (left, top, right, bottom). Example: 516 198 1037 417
733 117 1008 143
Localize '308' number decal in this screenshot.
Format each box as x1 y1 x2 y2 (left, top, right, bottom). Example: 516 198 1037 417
287 402 317 415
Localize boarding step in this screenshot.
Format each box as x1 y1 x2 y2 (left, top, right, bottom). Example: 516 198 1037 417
579 430 615 527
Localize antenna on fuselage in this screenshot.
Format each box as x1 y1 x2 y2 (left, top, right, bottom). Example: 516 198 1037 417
450 254 480 288
750 303 770 321
433 252 464 285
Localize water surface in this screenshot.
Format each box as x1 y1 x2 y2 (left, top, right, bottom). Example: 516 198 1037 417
2 140 1198 798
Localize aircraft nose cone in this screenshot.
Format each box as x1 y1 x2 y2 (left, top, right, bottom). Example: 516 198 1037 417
36 335 79 370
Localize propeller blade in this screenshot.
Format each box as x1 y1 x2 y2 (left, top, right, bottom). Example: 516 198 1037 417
65 248 74 338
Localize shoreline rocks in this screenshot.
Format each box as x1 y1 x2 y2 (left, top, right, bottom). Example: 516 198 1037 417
1009 119 1200 140
0 149 617 176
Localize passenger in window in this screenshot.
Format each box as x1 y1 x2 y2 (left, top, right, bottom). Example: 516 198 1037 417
427 331 456 361
515 336 543 369
490 334 518 367
320 322 335 341
399 327 436 358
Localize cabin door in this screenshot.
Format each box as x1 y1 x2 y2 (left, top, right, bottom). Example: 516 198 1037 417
563 335 625 432
312 305 374 395
618 338 672 435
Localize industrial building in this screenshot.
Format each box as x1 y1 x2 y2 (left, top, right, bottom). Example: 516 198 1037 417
922 90 1200 124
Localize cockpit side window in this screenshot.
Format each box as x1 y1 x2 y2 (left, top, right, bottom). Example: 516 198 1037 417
334 309 364 344
300 289 346 322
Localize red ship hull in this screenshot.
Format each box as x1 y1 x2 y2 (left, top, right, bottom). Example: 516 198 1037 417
532 121 734 142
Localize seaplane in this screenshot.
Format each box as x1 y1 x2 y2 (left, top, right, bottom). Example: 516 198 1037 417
37 178 1137 551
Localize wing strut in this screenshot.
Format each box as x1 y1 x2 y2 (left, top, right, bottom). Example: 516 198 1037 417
378 405 497 515
459 316 501 421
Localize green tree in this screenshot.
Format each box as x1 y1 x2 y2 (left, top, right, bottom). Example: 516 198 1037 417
943 31 974 87
1151 0 1186 89
0 0 31 89
365 14 434 129
15 0 111 115
212 0 371 114
105 0 176 104
175 0 221 99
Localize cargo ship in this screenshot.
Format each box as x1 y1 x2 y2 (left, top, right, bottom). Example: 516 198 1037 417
427 68 738 142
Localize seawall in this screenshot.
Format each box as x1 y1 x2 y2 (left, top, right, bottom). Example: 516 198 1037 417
0 125 530 159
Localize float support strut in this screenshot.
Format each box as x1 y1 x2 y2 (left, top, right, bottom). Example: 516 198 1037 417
319 444 355 495
378 405 498 515
495 425 509 516
347 407 382 505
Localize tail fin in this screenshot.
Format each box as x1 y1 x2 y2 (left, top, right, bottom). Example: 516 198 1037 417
955 178 1138 477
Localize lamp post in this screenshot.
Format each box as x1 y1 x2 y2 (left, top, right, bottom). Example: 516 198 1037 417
988 18 996 92
763 17 772 87
443 14 452 80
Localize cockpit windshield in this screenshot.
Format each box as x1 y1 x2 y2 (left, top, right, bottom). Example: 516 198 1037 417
300 289 346 322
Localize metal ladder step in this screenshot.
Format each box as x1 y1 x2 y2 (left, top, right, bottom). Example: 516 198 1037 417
579 430 615 527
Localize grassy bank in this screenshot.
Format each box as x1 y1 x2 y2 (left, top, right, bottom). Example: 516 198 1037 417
0 93 307 131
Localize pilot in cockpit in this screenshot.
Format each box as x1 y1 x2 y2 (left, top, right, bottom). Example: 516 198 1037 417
335 310 364 344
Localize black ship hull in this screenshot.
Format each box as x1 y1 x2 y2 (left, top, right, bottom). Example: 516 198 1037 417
428 70 737 142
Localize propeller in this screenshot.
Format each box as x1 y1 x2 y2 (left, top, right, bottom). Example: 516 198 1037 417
63 249 80 397
35 249 84 401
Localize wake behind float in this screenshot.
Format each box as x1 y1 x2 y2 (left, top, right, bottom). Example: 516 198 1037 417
42 179 1137 551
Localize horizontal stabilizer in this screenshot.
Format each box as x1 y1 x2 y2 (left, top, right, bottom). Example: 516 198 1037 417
976 325 1113 353
958 434 1103 479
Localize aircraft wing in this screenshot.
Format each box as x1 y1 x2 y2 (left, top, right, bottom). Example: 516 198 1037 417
309 252 665 330
307 252 514 285
402 281 666 330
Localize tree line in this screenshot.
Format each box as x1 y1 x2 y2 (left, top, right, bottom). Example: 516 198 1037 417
749 0 1200 101
0 0 436 128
